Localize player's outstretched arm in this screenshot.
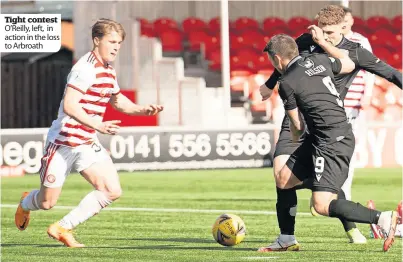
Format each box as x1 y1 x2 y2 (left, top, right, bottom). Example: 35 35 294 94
336 56 355 74
260 69 281 101
109 92 164 116
355 47 402 89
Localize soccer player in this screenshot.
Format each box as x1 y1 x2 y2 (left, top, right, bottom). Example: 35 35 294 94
340 5 375 201
258 34 398 253
14 18 164 248
260 5 402 245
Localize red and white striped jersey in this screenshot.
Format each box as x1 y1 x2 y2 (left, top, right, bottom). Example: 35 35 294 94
344 31 375 112
47 51 120 147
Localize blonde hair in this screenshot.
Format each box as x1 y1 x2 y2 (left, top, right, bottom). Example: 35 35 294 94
315 5 346 26
92 18 126 41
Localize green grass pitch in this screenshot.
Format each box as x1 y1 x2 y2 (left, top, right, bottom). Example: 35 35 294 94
1 168 402 261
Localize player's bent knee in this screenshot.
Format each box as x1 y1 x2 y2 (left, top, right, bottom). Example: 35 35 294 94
39 199 57 210
312 199 331 216
104 187 122 201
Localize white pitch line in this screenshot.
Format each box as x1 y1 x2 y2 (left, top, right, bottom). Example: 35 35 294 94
242 257 280 260
0 204 312 216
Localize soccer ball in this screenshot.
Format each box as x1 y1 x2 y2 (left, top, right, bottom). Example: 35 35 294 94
212 213 246 246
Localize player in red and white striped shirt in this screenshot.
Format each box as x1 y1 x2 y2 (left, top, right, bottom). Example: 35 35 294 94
15 19 163 247
340 7 375 201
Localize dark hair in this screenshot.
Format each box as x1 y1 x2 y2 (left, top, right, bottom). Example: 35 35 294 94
263 34 299 60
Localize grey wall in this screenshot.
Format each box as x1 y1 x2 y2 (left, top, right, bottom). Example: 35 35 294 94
126 1 401 22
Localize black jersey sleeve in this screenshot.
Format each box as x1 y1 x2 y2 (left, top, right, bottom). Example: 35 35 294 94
295 33 325 55
355 46 402 89
264 69 281 90
328 57 343 75
278 80 297 110
315 54 343 74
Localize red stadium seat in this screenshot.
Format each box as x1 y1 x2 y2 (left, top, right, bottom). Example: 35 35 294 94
391 15 402 33
235 17 260 31
137 18 152 29
353 16 366 27
391 34 402 50
370 30 396 50
352 24 372 37
188 29 210 51
204 34 221 58
240 29 269 49
263 17 287 32
140 26 156 38
255 54 272 71
230 33 246 52
208 17 235 33
388 52 402 68
182 17 207 35
367 16 390 29
265 25 291 37
230 55 242 70
138 18 155 37
153 17 178 35
235 48 261 72
287 16 311 30
291 27 308 38
207 48 221 71
159 28 183 52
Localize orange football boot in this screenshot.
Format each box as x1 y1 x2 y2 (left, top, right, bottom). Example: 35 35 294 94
47 223 85 248
15 192 30 231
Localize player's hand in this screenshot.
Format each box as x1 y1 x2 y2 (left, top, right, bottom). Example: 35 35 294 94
144 104 164 115
96 120 121 135
308 25 326 45
260 84 273 101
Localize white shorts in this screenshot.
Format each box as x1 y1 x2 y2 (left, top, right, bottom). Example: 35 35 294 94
39 140 111 188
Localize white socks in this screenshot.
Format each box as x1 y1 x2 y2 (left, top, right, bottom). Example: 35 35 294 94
21 190 41 211
279 234 297 243
58 190 113 230
377 211 392 228
341 166 355 201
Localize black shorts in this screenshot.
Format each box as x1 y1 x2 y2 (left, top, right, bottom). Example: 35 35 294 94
274 115 304 158
285 130 355 194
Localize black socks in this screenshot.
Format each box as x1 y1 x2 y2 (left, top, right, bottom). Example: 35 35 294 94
276 187 297 235
329 199 381 224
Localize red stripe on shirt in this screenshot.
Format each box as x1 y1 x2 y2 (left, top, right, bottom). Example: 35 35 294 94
83 108 104 116
59 131 93 141
80 99 108 107
85 89 112 98
96 73 115 80
54 139 93 147
92 83 114 88
67 84 85 94
64 123 96 133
